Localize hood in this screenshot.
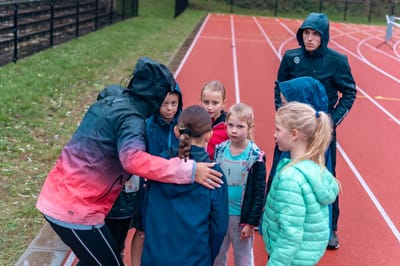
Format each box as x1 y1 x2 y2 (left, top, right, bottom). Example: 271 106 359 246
278 159 339 205
97 84 124 100
124 57 178 116
277 76 328 112
296 12 330 48
153 82 183 123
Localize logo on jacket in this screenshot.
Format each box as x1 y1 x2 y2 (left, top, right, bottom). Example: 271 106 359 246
294 56 300 64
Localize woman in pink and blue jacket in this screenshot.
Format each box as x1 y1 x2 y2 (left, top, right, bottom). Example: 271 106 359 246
36 57 222 266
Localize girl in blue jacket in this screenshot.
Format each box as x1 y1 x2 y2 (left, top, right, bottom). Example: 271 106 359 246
141 105 228 266
262 102 339 266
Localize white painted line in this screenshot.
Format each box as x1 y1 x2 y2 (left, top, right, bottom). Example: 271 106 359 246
356 85 400 125
337 142 400 243
63 251 76 266
252 16 281 60
174 13 211 78
230 15 241 103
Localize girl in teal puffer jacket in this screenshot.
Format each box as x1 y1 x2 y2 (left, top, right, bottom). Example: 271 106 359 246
262 102 339 266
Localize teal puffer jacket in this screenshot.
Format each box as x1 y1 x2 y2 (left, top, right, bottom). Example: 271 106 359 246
262 159 339 266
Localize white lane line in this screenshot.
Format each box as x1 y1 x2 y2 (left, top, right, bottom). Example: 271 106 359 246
63 251 76 266
357 85 400 126
337 142 400 243
230 15 241 104
174 13 211 78
252 16 281 60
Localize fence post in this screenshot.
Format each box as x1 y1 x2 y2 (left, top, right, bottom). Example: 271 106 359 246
274 0 278 17
95 0 99 30
109 0 114 24
76 0 80 36
133 0 138 16
319 0 323 12
13 3 18 63
368 0 372 23
344 1 348 21
122 0 126 20
50 0 54 46
230 0 233 13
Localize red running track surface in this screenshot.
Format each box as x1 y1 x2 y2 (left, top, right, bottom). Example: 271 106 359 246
175 13 400 265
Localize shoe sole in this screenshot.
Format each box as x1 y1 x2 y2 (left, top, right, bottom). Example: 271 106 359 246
326 243 340 250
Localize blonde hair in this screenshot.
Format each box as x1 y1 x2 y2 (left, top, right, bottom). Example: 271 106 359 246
200 80 226 101
276 101 332 166
226 103 254 141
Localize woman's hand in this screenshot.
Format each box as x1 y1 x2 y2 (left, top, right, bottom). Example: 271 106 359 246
195 162 223 189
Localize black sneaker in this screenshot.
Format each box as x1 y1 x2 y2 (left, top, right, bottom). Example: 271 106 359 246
327 231 340 250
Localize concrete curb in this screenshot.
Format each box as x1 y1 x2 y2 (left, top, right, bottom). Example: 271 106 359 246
15 223 68 266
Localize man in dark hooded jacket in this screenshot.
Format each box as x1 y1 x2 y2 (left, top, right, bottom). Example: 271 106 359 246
273 13 357 250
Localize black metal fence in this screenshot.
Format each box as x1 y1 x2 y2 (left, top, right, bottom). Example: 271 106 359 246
224 0 399 23
0 0 139 66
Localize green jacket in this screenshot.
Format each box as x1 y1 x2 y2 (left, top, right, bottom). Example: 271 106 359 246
262 159 339 266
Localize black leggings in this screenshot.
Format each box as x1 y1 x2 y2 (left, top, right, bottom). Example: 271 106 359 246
46 218 124 266
329 131 340 232
105 217 133 254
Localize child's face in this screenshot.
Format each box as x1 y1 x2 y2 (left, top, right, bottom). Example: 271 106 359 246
159 92 179 123
226 113 251 145
200 89 225 121
274 117 292 152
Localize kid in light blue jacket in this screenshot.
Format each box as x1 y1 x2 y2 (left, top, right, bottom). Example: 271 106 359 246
262 102 339 266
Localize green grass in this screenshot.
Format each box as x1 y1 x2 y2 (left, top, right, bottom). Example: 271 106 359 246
0 0 386 264
0 1 205 264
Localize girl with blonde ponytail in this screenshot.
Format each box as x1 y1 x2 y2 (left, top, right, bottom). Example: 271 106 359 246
262 101 339 266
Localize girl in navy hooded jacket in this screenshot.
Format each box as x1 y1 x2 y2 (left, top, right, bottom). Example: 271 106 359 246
130 83 183 266
141 105 229 266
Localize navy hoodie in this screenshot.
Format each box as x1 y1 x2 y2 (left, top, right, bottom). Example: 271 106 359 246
267 76 333 193
141 146 228 266
275 12 356 127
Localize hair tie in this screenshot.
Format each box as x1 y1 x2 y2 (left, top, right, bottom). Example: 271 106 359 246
179 128 192 136
315 111 320 118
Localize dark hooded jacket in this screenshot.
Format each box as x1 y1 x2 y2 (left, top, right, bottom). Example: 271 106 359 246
132 83 184 229
274 12 356 127
267 76 333 194
145 84 183 156
96 85 140 219
142 146 228 266
36 57 194 225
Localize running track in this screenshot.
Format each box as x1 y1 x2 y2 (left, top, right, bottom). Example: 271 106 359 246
64 13 400 266
174 13 400 265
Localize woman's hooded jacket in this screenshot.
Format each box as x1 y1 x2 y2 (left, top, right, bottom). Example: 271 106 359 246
36 57 194 225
